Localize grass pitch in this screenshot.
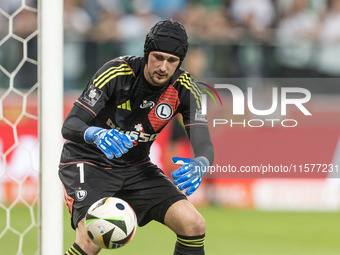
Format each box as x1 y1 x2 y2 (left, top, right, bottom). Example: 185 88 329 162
1 205 339 254
64 206 340 255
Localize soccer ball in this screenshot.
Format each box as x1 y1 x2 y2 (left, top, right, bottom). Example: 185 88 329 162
85 197 137 249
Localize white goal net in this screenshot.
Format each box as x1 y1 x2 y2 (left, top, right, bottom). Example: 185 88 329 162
0 0 63 254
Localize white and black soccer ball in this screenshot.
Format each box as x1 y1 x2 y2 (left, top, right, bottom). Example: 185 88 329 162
85 197 137 249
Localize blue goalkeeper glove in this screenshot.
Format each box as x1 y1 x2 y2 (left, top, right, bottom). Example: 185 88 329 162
171 156 209 196
84 127 134 159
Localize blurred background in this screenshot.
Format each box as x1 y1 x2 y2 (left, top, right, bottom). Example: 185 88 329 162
60 0 340 89
1 0 340 254
2 0 340 90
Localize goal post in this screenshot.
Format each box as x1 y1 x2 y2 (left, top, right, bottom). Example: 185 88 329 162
39 0 64 254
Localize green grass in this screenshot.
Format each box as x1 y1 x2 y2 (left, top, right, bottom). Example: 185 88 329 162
64 206 340 255
1 205 340 254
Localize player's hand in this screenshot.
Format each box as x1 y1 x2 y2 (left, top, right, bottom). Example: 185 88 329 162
84 127 134 159
171 156 209 196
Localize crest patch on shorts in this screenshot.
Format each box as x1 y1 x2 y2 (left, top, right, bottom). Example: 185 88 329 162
75 189 87 201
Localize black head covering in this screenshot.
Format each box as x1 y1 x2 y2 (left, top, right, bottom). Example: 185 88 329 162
144 19 188 66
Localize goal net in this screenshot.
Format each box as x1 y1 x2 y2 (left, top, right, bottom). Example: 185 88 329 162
0 0 63 254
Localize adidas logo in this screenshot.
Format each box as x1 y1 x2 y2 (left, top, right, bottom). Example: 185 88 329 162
117 100 131 110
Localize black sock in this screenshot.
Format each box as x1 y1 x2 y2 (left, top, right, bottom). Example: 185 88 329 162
64 242 87 255
174 234 205 255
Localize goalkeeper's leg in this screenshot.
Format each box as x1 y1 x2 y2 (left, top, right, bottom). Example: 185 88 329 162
164 200 206 255
64 218 101 255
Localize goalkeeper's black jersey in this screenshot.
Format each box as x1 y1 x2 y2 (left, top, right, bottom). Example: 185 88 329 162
61 56 212 167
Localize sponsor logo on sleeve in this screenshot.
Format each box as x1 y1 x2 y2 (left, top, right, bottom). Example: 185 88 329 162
82 84 103 106
195 109 208 122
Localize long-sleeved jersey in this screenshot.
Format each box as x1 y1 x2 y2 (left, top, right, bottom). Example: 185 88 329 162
61 56 214 167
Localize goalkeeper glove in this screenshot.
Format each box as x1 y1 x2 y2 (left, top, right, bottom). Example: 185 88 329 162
84 127 134 159
171 156 209 196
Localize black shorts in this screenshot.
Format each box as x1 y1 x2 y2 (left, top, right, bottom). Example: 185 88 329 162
59 161 186 229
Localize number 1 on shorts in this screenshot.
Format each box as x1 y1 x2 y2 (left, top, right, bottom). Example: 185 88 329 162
77 163 85 183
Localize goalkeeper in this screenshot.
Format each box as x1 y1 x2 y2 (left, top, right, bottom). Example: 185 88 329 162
59 19 214 255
